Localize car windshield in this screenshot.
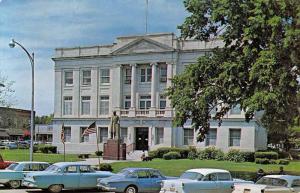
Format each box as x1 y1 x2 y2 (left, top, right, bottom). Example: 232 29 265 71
6 163 18 170
118 169 131 176
45 165 61 172
180 172 203 180
256 177 288 187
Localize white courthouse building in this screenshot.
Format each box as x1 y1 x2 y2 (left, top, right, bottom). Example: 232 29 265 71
52 33 267 154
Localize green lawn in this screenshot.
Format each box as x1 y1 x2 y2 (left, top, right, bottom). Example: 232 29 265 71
110 159 300 177
0 149 81 163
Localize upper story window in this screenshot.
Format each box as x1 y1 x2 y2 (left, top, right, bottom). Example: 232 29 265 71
64 71 73 86
140 67 151 82
82 70 91 86
139 95 151 109
100 69 110 84
124 95 131 109
229 129 241 146
81 96 91 115
159 95 166 109
99 96 109 115
63 96 72 115
205 128 217 146
160 64 167 82
124 68 131 84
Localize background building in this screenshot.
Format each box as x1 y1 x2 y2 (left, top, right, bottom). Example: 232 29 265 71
52 33 267 154
35 124 53 144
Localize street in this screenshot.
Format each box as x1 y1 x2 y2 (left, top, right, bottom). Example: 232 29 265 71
0 187 112 193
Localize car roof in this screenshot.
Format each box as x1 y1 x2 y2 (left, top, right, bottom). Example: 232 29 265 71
123 168 158 172
185 168 230 176
264 175 300 181
53 162 91 167
16 161 49 164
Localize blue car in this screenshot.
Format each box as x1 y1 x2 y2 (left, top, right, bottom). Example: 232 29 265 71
23 162 114 193
97 168 176 193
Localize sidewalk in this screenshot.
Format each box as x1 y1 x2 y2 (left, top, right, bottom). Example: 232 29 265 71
77 157 141 165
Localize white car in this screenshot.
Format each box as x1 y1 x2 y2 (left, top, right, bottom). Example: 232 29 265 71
160 168 253 193
233 175 300 193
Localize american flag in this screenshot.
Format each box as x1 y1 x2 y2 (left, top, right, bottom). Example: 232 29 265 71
61 123 65 144
82 122 97 136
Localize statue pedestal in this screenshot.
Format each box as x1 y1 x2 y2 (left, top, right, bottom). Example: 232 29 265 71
103 139 126 160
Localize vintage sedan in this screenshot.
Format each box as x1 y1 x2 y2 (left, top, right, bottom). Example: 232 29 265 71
160 168 253 193
98 168 176 193
23 162 114 193
233 175 300 193
0 161 50 188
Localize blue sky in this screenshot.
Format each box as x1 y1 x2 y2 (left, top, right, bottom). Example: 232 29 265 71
0 0 187 116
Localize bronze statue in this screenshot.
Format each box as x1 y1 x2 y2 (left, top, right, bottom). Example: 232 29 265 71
110 111 120 140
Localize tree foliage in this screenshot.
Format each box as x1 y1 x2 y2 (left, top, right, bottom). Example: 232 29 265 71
0 73 14 107
35 114 54 124
167 0 300 142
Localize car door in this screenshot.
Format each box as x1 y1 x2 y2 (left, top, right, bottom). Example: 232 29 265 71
148 170 164 192
79 165 96 188
136 170 153 192
62 165 80 189
291 179 300 193
202 173 219 193
215 173 233 193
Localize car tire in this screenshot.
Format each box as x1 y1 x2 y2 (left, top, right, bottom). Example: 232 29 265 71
125 185 138 193
8 180 21 189
48 184 63 193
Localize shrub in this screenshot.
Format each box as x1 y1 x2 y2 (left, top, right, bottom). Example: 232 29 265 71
254 152 278 160
269 159 277 164
163 151 181 160
198 147 223 160
148 150 158 158
225 149 245 162
187 151 197 160
240 152 255 162
40 146 49 154
95 151 103 156
278 159 290 165
48 146 57 153
156 147 189 158
33 146 38 153
278 151 289 159
215 151 225 161
99 163 113 171
255 158 270 164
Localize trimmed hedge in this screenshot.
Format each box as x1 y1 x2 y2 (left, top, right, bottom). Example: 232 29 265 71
278 159 290 165
225 149 245 162
255 158 270 164
151 147 189 159
163 151 181 160
255 152 278 160
198 147 223 160
99 163 113 171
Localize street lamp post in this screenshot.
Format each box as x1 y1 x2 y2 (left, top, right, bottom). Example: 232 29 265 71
9 39 34 162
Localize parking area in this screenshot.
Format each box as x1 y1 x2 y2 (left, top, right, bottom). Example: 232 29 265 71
0 186 112 193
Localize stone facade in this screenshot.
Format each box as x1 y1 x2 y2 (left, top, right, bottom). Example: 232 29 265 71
52 33 267 154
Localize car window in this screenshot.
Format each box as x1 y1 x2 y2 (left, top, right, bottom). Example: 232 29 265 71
292 179 300 187
217 173 231 181
64 166 77 173
40 164 49 171
79 165 93 173
6 163 18 170
23 164 32 171
256 177 288 187
203 173 218 181
149 170 162 178
137 170 149 178
31 164 40 171
180 172 203 180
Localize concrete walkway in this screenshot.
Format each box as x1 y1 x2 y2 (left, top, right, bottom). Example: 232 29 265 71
77 157 141 165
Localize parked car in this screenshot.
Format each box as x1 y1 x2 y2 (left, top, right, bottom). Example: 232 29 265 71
160 168 253 193
23 162 114 193
233 175 300 193
5 142 18 149
98 167 177 193
0 161 50 188
16 141 29 148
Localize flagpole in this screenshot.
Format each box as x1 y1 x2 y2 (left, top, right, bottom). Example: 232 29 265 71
95 125 101 170
63 142 66 162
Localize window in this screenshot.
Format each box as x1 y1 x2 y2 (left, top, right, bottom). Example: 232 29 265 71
184 128 194 145
99 127 108 143
137 170 149 178
64 166 77 173
80 127 89 143
149 170 162 178
205 128 217 146
124 68 131 84
124 96 131 109
203 173 217 181
64 127 71 142
139 95 151 109
82 70 91 86
230 104 241 114
121 127 128 142
63 96 72 115
64 71 73 86
155 127 164 144
100 69 110 83
81 96 91 115
79 165 93 173
160 65 167 82
217 173 231 181
292 179 300 187
229 129 241 146
140 67 151 82
99 96 109 115
159 95 166 109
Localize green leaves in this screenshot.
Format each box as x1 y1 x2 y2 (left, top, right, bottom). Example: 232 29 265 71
169 0 300 142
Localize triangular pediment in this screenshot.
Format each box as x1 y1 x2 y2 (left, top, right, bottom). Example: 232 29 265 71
112 37 174 55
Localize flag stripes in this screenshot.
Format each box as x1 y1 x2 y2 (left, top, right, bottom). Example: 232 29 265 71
61 123 65 144
82 121 97 136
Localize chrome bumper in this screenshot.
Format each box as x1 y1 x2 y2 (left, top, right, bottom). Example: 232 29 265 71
97 184 117 191
22 181 38 188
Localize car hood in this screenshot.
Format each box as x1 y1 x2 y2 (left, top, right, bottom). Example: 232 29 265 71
234 183 272 192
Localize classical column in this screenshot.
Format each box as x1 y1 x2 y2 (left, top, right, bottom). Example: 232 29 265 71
150 62 157 117
129 64 136 117
111 64 122 115
165 63 174 117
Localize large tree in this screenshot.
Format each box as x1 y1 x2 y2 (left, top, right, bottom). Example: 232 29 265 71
0 73 14 107
167 0 300 142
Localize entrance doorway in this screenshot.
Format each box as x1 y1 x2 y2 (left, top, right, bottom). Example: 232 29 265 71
135 127 149 150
